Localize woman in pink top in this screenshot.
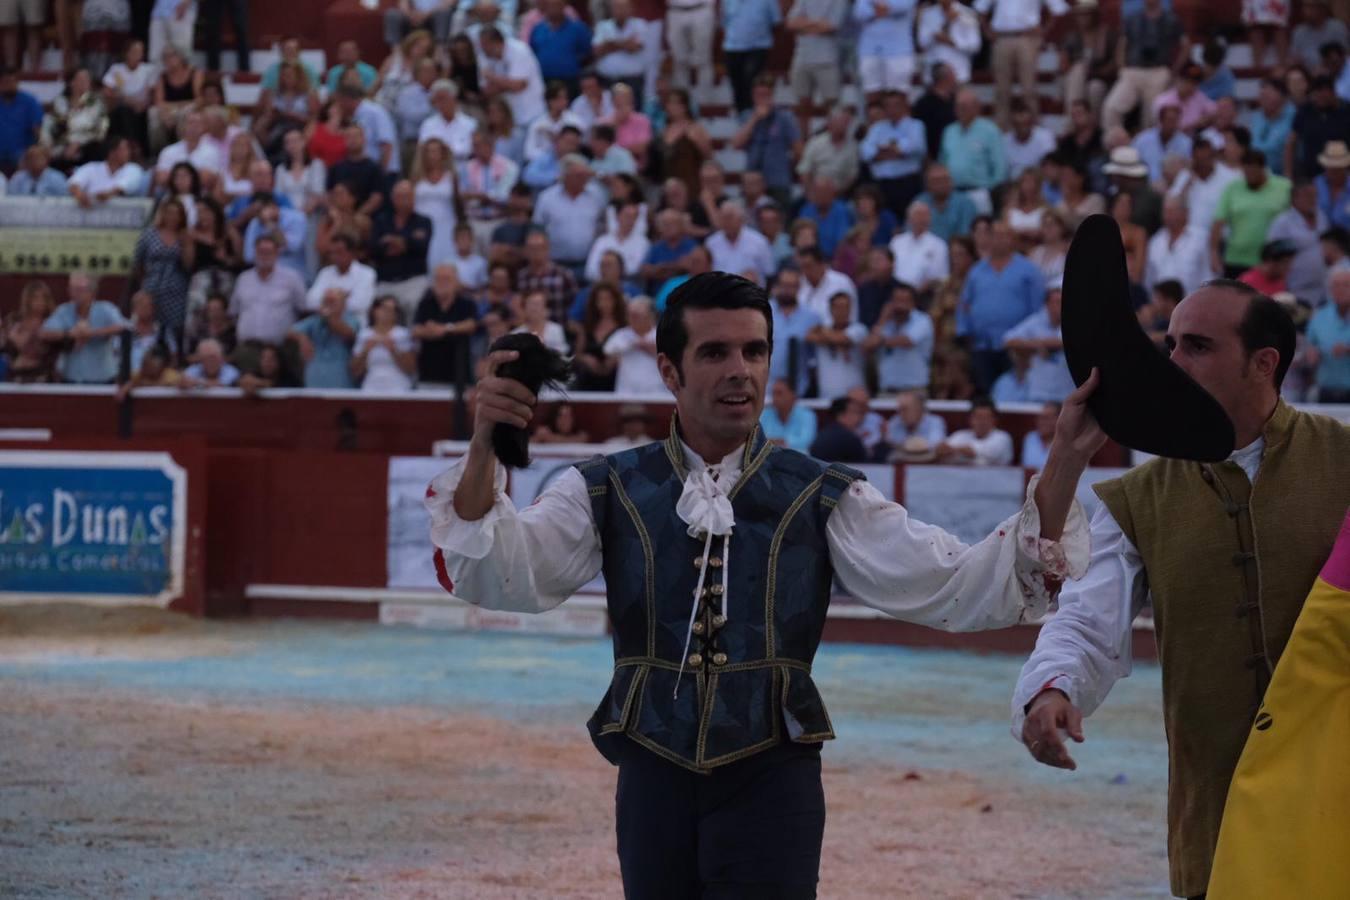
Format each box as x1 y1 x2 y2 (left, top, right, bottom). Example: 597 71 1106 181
604 84 652 169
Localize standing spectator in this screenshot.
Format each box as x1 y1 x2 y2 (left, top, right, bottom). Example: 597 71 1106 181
384 0 454 47
990 347 1031 402
43 68 109 170
1269 180 1331 304
1133 102 1192 184
1150 63 1215 135
937 396 1013 464
1019 401 1059 468
1110 190 1149 286
39 274 127 384
706 200 777 282
517 229 579 321
807 291 868 398
315 182 375 264
1288 0 1346 72
1211 149 1293 278
395 59 438 166
230 235 306 348
533 154 606 274
0 67 43 170
1317 141 1350 229
352 296 417 393
882 389 947 454
1243 0 1289 70
181 338 240 388
69 136 145 206
603 83 652 168
308 233 378 317
1054 98 1105 179
1246 78 1296 176
1307 269 1350 402
488 184 535 268
917 0 981 85
148 0 195 70
289 290 361 389
1168 137 1239 235
3 282 59 383
1002 283 1072 402
571 280 626 390
666 0 715 92
1146 195 1212 294
939 89 1007 215
371 180 434 322
1101 0 1187 131
512 288 569 353
786 0 847 137
252 62 318 159
133 197 195 342
760 377 818 451
585 198 649 282
889 200 950 294
201 0 248 72
732 76 801 208
479 27 547 128
335 82 400 178
460 129 520 247
639 208 699 292
1003 169 1048 247
1059 0 1115 118
8 145 69 196
410 261 480 385
1288 74 1350 180
652 89 709 195
413 138 460 274
103 39 155 153
915 161 977 240
324 41 377 94
798 109 860 194
809 397 867 462
798 176 854 258
860 89 928 218
416 82 478 165
327 124 387 216
796 244 858 320
911 64 958 167
1003 98 1057 179
1 0 44 70
592 0 647 98
867 280 935 393
854 0 918 101
958 219 1045 391
1103 145 1162 233
768 268 819 396
976 0 1067 128
605 296 665 393
722 0 780 115
529 0 591 96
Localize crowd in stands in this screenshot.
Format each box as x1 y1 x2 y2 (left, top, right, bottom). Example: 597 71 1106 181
2 0 1350 465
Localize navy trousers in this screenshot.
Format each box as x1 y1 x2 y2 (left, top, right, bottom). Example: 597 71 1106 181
614 739 826 900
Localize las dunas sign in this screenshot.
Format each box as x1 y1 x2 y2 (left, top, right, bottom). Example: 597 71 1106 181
0 452 186 606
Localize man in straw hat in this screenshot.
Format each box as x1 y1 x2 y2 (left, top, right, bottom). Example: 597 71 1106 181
428 271 1106 898
1315 139 1350 228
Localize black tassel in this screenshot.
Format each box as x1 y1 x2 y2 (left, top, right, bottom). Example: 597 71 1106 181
487 333 573 468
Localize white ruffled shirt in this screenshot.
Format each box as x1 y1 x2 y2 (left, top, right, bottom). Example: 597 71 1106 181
425 438 1089 633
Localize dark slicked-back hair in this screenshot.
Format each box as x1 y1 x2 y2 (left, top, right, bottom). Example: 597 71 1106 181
657 272 774 378
1198 278 1296 388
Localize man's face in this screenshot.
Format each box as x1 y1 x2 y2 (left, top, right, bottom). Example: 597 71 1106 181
182 113 204 142
908 203 931 234
771 379 794 415
68 277 93 305
1013 109 1033 136
1292 183 1317 215
892 287 915 315
661 308 769 444
775 271 800 302
249 161 272 192
562 162 590 194
345 128 365 156
829 293 851 327
255 240 278 269
331 241 353 270
751 83 773 109
339 42 359 66
718 206 743 236
742 170 765 199
796 254 823 283
392 180 415 213
435 91 458 119
969 407 996 438
107 140 129 167
1070 102 1092 131
1159 107 1180 135
0 72 17 98
1165 288 1271 422
883 93 905 121
1331 272 1350 311
927 166 952 199
23 147 47 175
1162 198 1187 231
955 92 978 123
990 222 1015 256
1243 162 1266 189
525 235 550 266
898 393 922 427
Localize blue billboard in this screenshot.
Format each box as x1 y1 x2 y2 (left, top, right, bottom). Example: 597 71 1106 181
0 452 186 605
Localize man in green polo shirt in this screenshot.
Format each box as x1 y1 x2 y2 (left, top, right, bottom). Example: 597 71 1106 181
1210 148 1292 278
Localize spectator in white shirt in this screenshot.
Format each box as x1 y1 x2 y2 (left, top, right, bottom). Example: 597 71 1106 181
307 233 378 316
808 290 869 399
352 294 417 392
524 81 586 162
889 200 950 294
1167 138 1239 238
181 338 240 388
705 200 777 281
917 0 982 84
1003 97 1058 178
1146 194 1213 293
569 71 615 131
477 26 546 128
511 288 570 353
795 244 858 321
155 109 221 190
104 40 157 142
585 197 650 282
938 396 1014 465
604 295 668 394
417 79 478 160
591 0 648 93
69 137 146 206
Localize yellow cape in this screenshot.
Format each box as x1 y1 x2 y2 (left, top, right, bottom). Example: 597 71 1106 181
1209 510 1350 898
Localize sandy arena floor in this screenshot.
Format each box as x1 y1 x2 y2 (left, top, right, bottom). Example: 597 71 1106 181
0 605 1171 899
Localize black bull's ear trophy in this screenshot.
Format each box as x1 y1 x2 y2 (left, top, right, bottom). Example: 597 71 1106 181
486 332 574 469
1061 214 1235 462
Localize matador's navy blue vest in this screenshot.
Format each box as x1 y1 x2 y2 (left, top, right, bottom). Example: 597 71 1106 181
576 421 863 774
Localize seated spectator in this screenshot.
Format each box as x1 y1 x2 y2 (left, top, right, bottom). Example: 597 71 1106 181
393 58 438 163
512 289 569 354
1307 269 1350 403
887 200 949 296
447 224 488 291
534 401 591 443
809 397 867 463
850 185 897 250
860 90 927 221
308 233 378 318
147 45 203 152
603 403 655 447
524 81 583 163
1269 179 1331 305
215 132 261 205
882 390 947 460
517 229 580 322
1244 78 1296 177
117 343 182 397
102 39 154 149
234 344 294 394
3 281 59 383
1020 401 1060 469
798 176 853 259
1028 210 1070 286
570 70 615 132
937 396 1013 465
707 200 776 283
43 68 108 171
0 66 43 171
384 0 453 47
756 377 814 452
370 180 434 322
854 246 894 328
1002 169 1049 250
866 281 934 394
639 208 698 292
1050 160 1105 232
589 124 637 178
488 185 535 268
181 338 240 388
569 280 626 390
155 110 220 190
327 124 387 216
461 129 521 243
796 244 857 322
407 266 476 389
1239 240 1298 296
1002 283 1073 403
798 110 859 198
604 296 664 393
532 154 606 274
253 61 318 159
1003 99 1057 180
598 83 650 170
325 40 378 95
990 347 1032 403
583 198 649 284
1137 277 1183 348
807 291 867 399
352 296 416 392
1168 137 1239 236
1146 195 1211 294
8 145 69 197
186 293 237 359
1134 103 1193 184
655 243 713 310
418 80 478 163
69 136 144 206
39 274 127 385
914 162 977 241
1318 141 1350 229
1152 63 1216 135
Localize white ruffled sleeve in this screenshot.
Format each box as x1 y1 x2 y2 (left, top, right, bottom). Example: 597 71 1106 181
424 457 603 613
827 474 1090 632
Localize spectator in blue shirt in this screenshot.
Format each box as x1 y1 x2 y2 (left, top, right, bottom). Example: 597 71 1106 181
731 75 802 206
1002 284 1074 402
939 89 1008 214
768 268 820 396
38 273 129 385
1246 78 1296 176
797 176 854 258
1308 270 1350 402
1133 102 1192 183
530 0 592 95
914 162 978 240
1317 142 1350 229
1197 36 1235 101
325 41 379 95
722 0 782 114
6 145 70 197
0 67 44 170
991 348 1032 404
243 196 309 277
760 377 818 452
957 219 1046 391
289 291 362 388
866 281 934 393
859 90 928 219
